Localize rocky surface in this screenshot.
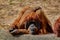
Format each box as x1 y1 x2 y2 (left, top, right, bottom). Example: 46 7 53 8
0 0 60 40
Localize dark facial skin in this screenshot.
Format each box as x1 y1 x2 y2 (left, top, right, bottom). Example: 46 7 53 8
28 24 38 34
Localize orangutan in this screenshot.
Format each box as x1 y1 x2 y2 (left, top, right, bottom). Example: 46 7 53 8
9 6 53 36
53 17 60 37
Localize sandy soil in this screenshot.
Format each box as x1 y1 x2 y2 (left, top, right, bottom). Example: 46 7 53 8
0 0 60 40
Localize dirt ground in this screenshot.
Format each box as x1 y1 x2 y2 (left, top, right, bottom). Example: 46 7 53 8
0 0 60 40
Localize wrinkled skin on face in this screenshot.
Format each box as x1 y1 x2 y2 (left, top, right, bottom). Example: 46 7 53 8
28 24 38 34
9 6 53 36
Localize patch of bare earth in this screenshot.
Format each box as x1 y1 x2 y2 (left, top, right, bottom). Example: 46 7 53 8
0 0 60 40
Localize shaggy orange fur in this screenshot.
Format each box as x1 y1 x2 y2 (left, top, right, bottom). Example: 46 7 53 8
54 17 60 37
9 6 53 35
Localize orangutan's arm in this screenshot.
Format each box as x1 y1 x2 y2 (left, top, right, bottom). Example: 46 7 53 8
12 29 29 34
10 6 30 28
18 29 29 34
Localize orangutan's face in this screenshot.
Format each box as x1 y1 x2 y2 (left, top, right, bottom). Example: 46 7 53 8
28 24 38 34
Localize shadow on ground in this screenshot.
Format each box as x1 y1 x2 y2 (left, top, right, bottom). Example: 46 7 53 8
0 28 60 40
